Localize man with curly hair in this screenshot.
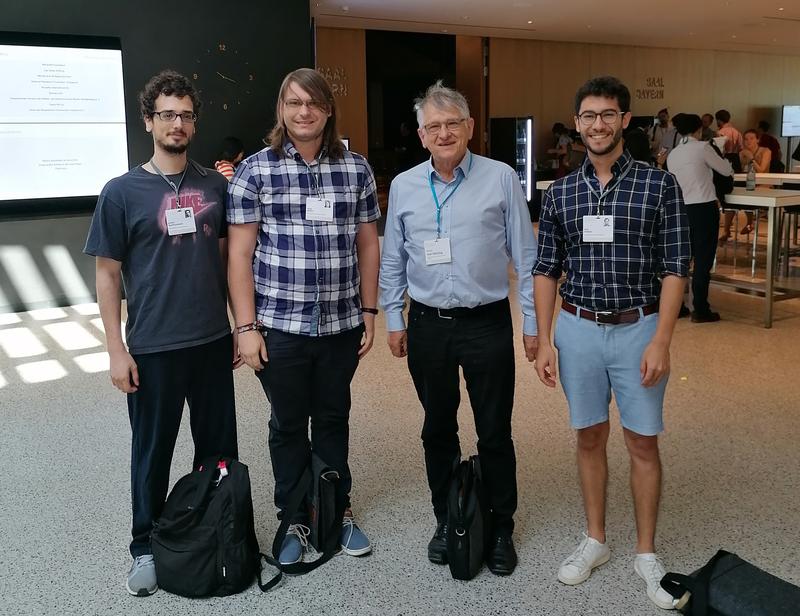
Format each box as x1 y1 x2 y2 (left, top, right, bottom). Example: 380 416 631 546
84 70 239 596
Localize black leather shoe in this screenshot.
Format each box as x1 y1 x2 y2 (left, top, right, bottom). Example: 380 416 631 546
427 522 448 564
486 534 517 576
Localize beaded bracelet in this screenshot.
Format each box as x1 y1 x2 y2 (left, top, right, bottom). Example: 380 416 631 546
235 321 263 334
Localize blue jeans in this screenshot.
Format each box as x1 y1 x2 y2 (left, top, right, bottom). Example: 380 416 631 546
554 308 667 436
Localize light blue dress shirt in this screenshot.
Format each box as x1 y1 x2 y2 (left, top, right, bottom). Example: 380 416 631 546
379 151 538 336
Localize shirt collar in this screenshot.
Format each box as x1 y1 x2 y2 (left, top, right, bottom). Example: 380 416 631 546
427 150 472 183
284 140 327 164
582 149 633 181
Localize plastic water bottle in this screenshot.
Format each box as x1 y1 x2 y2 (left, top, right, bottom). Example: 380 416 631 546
746 161 756 191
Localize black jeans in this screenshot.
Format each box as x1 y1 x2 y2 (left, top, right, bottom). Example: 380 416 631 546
687 202 720 315
256 326 362 520
128 334 238 557
406 299 517 535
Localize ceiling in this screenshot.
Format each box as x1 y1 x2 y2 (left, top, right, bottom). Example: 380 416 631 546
311 0 800 56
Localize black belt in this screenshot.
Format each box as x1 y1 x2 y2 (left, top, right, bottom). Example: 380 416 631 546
562 301 659 325
410 298 508 320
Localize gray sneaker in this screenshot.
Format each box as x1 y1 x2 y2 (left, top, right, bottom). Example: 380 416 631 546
126 554 158 596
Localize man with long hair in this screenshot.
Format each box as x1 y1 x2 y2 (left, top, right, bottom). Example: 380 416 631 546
226 68 380 564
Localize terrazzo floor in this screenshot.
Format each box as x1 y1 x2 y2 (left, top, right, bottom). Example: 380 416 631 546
1 283 799 616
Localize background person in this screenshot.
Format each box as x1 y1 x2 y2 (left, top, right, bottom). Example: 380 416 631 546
214 136 245 180
667 113 733 322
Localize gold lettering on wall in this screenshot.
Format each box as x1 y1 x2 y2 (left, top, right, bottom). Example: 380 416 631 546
636 76 665 100
317 67 349 97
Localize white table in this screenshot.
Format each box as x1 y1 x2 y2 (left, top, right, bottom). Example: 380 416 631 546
732 173 800 186
721 188 800 327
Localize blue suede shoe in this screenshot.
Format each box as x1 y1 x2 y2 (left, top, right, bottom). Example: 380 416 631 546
340 509 372 556
279 524 310 565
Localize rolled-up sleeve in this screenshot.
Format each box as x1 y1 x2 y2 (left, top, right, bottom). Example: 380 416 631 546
658 173 690 277
379 180 410 331
532 187 565 279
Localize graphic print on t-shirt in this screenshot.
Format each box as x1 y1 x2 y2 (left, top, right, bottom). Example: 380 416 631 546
158 190 219 239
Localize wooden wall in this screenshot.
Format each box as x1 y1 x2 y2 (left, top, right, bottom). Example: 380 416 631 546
315 27 369 156
489 39 800 161
455 36 486 155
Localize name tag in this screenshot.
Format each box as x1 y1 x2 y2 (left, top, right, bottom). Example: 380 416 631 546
424 238 452 265
306 197 334 222
582 215 614 242
165 207 197 236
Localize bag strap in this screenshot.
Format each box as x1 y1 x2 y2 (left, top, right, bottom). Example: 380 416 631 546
155 457 220 534
270 467 343 575
257 552 283 592
659 549 732 615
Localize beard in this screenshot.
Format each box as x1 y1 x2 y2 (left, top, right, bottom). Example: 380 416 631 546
157 133 191 155
162 142 188 154
581 125 623 156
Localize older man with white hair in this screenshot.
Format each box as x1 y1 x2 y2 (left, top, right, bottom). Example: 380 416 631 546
379 81 537 575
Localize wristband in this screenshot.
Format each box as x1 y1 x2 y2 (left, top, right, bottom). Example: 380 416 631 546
361 307 379 315
235 321 262 334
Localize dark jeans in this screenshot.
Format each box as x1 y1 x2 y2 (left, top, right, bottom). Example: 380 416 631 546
256 326 362 520
687 202 720 315
406 299 517 535
128 334 238 557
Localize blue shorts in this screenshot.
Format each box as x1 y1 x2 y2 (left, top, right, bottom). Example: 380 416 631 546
553 307 668 436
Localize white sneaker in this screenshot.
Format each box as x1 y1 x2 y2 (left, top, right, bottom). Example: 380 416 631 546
634 553 677 610
558 533 611 585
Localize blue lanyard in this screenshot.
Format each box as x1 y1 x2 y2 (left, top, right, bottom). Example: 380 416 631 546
428 152 473 237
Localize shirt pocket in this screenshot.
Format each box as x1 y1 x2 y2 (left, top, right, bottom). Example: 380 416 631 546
259 186 301 221
322 185 360 221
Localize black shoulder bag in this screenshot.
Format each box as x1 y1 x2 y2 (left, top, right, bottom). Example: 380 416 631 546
446 455 489 580
660 549 800 615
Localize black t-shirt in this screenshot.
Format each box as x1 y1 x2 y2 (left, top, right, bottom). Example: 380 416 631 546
84 163 230 354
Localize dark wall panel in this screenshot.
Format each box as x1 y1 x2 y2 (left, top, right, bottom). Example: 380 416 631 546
0 0 311 311
3 0 312 167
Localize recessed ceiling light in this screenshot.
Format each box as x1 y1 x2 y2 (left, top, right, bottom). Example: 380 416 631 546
342 4 349 11
731 34 737 38
442 29 448 33
462 15 469 20
527 20 533 24
778 7 784 10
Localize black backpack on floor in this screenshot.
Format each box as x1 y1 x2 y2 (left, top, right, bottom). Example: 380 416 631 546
446 455 489 580
151 456 281 597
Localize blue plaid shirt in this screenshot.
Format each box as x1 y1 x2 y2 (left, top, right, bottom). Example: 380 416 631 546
533 150 690 311
226 142 380 336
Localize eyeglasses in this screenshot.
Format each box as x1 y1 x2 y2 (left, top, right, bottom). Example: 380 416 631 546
423 119 467 135
284 98 327 112
577 110 624 126
152 110 197 123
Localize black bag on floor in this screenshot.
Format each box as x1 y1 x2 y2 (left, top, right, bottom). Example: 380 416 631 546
271 453 346 575
446 455 489 580
660 549 800 615
151 456 281 597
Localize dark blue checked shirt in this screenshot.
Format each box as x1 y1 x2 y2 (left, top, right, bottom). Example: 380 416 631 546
226 142 380 336
533 150 690 312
